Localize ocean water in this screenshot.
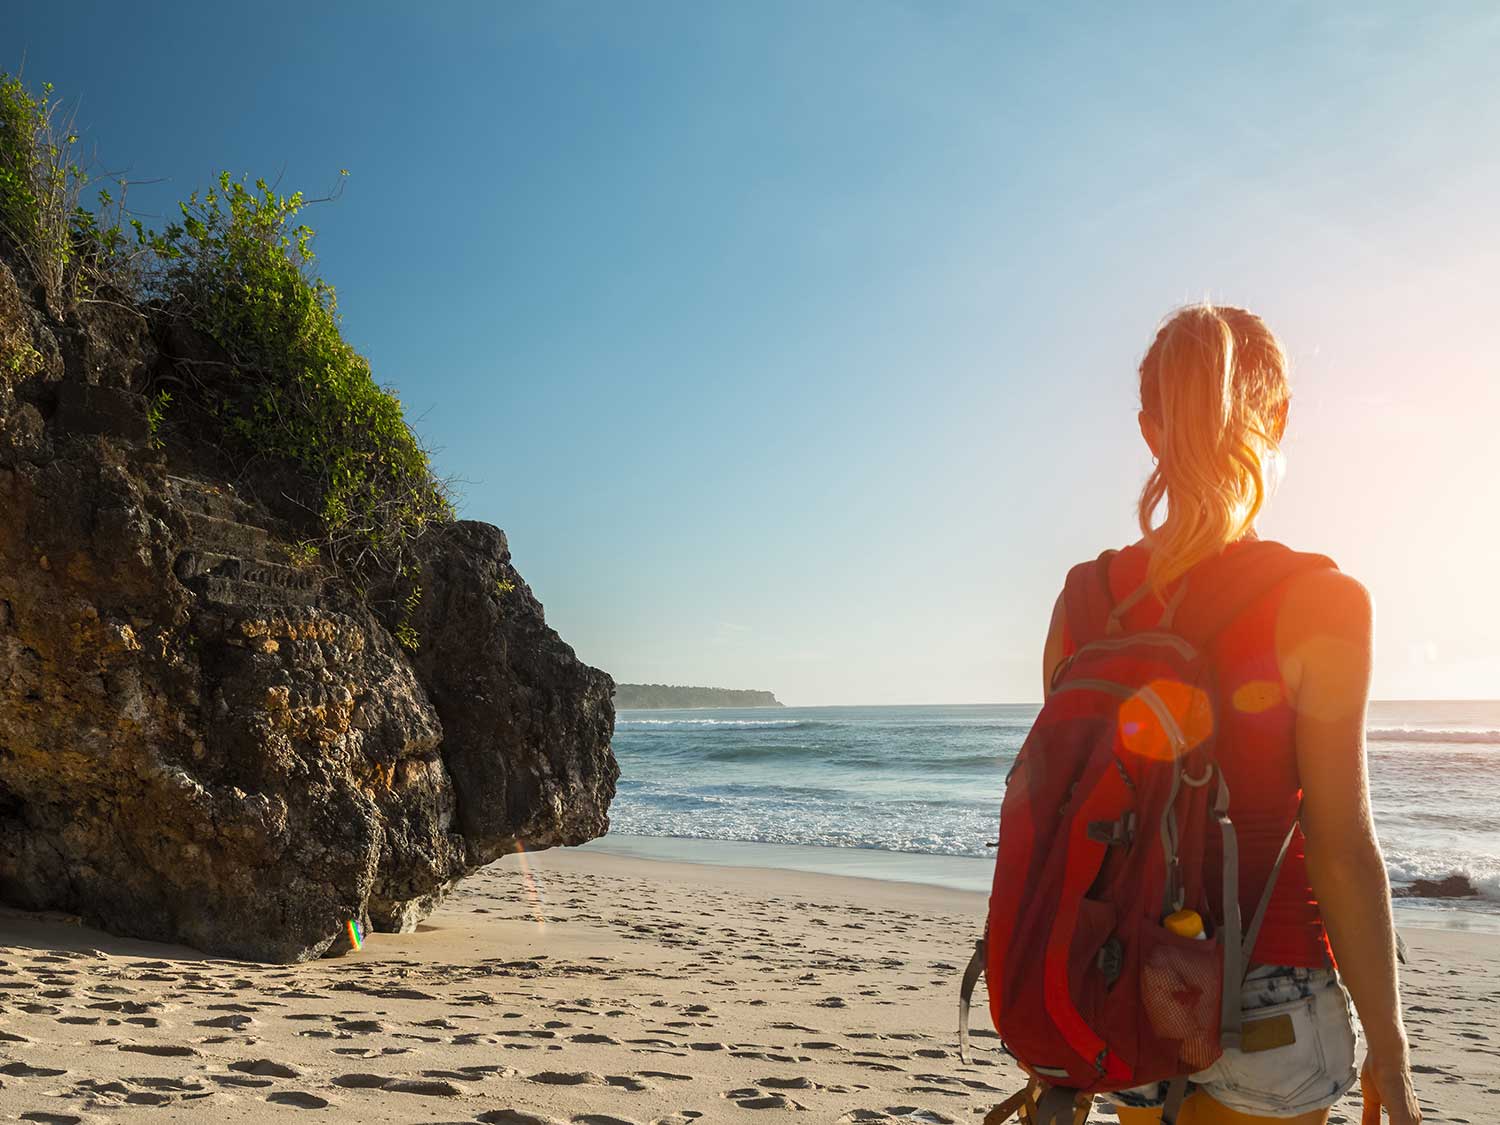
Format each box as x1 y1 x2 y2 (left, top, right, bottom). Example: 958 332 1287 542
599 702 1500 926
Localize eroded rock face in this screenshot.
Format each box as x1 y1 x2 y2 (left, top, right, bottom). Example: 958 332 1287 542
411 522 617 867
0 257 617 960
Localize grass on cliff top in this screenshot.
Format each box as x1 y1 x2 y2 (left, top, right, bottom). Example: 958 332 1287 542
0 74 89 308
1 72 450 643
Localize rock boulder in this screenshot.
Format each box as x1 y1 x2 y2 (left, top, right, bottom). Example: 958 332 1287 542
0 256 617 961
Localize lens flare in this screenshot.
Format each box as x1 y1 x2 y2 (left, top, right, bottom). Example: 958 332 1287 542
1118 679 1213 761
513 840 547 931
1232 679 1282 714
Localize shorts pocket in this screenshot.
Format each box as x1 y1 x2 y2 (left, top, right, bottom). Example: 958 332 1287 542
1210 993 1329 1112
1318 978 1360 1097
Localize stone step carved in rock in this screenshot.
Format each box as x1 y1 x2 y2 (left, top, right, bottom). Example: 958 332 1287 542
165 474 264 524
166 476 324 608
183 510 273 558
198 574 321 608
175 550 322 607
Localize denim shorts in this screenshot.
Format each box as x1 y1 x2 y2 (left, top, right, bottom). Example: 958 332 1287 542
1104 964 1360 1119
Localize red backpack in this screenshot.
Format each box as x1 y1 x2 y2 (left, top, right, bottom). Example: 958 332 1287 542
958 542 1334 1125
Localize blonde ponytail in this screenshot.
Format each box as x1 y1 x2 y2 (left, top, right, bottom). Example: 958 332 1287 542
1137 303 1289 593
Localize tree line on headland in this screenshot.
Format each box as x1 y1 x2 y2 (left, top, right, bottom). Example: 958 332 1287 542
614 683 784 709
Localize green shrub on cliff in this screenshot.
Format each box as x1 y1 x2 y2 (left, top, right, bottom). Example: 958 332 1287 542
0 74 153 307
0 72 449 636
148 171 452 589
0 75 44 248
0 74 85 304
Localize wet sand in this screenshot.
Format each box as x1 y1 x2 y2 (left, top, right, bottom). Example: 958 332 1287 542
0 848 1494 1122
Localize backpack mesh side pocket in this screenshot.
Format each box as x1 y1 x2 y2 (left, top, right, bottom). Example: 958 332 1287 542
1140 925 1224 1072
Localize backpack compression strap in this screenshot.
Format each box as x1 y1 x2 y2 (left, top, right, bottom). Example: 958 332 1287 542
1060 549 1119 651
957 936 986 1065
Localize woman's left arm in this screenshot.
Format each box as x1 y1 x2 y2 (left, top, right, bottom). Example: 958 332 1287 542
1278 569 1420 1125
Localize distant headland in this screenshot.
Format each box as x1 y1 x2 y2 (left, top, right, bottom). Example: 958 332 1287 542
614 684 785 709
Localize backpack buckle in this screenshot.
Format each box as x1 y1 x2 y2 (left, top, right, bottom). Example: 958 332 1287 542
1086 815 1135 847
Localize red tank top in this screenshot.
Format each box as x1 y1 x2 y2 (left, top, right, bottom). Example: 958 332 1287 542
1061 539 1334 970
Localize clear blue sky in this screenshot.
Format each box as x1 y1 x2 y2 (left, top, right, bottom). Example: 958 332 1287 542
11 3 1499 704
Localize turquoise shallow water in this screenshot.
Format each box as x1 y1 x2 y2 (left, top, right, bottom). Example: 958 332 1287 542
596 702 1500 929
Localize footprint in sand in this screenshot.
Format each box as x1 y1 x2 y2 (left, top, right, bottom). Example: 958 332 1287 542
127 1077 207 1093
756 1076 819 1090
529 1070 608 1085
335 1018 386 1033
605 1075 652 1092
196 1013 254 1029
476 1111 566 1125
458 1064 519 1079
265 1090 332 1109
123 1091 175 1106
737 1094 807 1110
383 1077 464 1096
0 1060 68 1077
421 1068 491 1084
332 1073 390 1089
230 1058 302 1078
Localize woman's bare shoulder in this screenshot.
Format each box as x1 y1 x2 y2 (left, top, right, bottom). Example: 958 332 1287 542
1275 563 1373 704
1280 564 1372 638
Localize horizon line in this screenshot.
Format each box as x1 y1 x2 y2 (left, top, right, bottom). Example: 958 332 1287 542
619 698 1500 709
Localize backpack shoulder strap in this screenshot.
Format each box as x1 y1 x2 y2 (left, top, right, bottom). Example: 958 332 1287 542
1174 541 1337 648
1061 549 1118 650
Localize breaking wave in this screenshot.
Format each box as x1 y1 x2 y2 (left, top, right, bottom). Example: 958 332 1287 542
1367 727 1500 745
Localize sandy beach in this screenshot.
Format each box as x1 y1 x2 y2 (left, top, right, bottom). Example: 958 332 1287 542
0 848 1495 1124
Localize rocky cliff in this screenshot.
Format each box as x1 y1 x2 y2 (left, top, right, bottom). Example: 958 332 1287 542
0 254 618 961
